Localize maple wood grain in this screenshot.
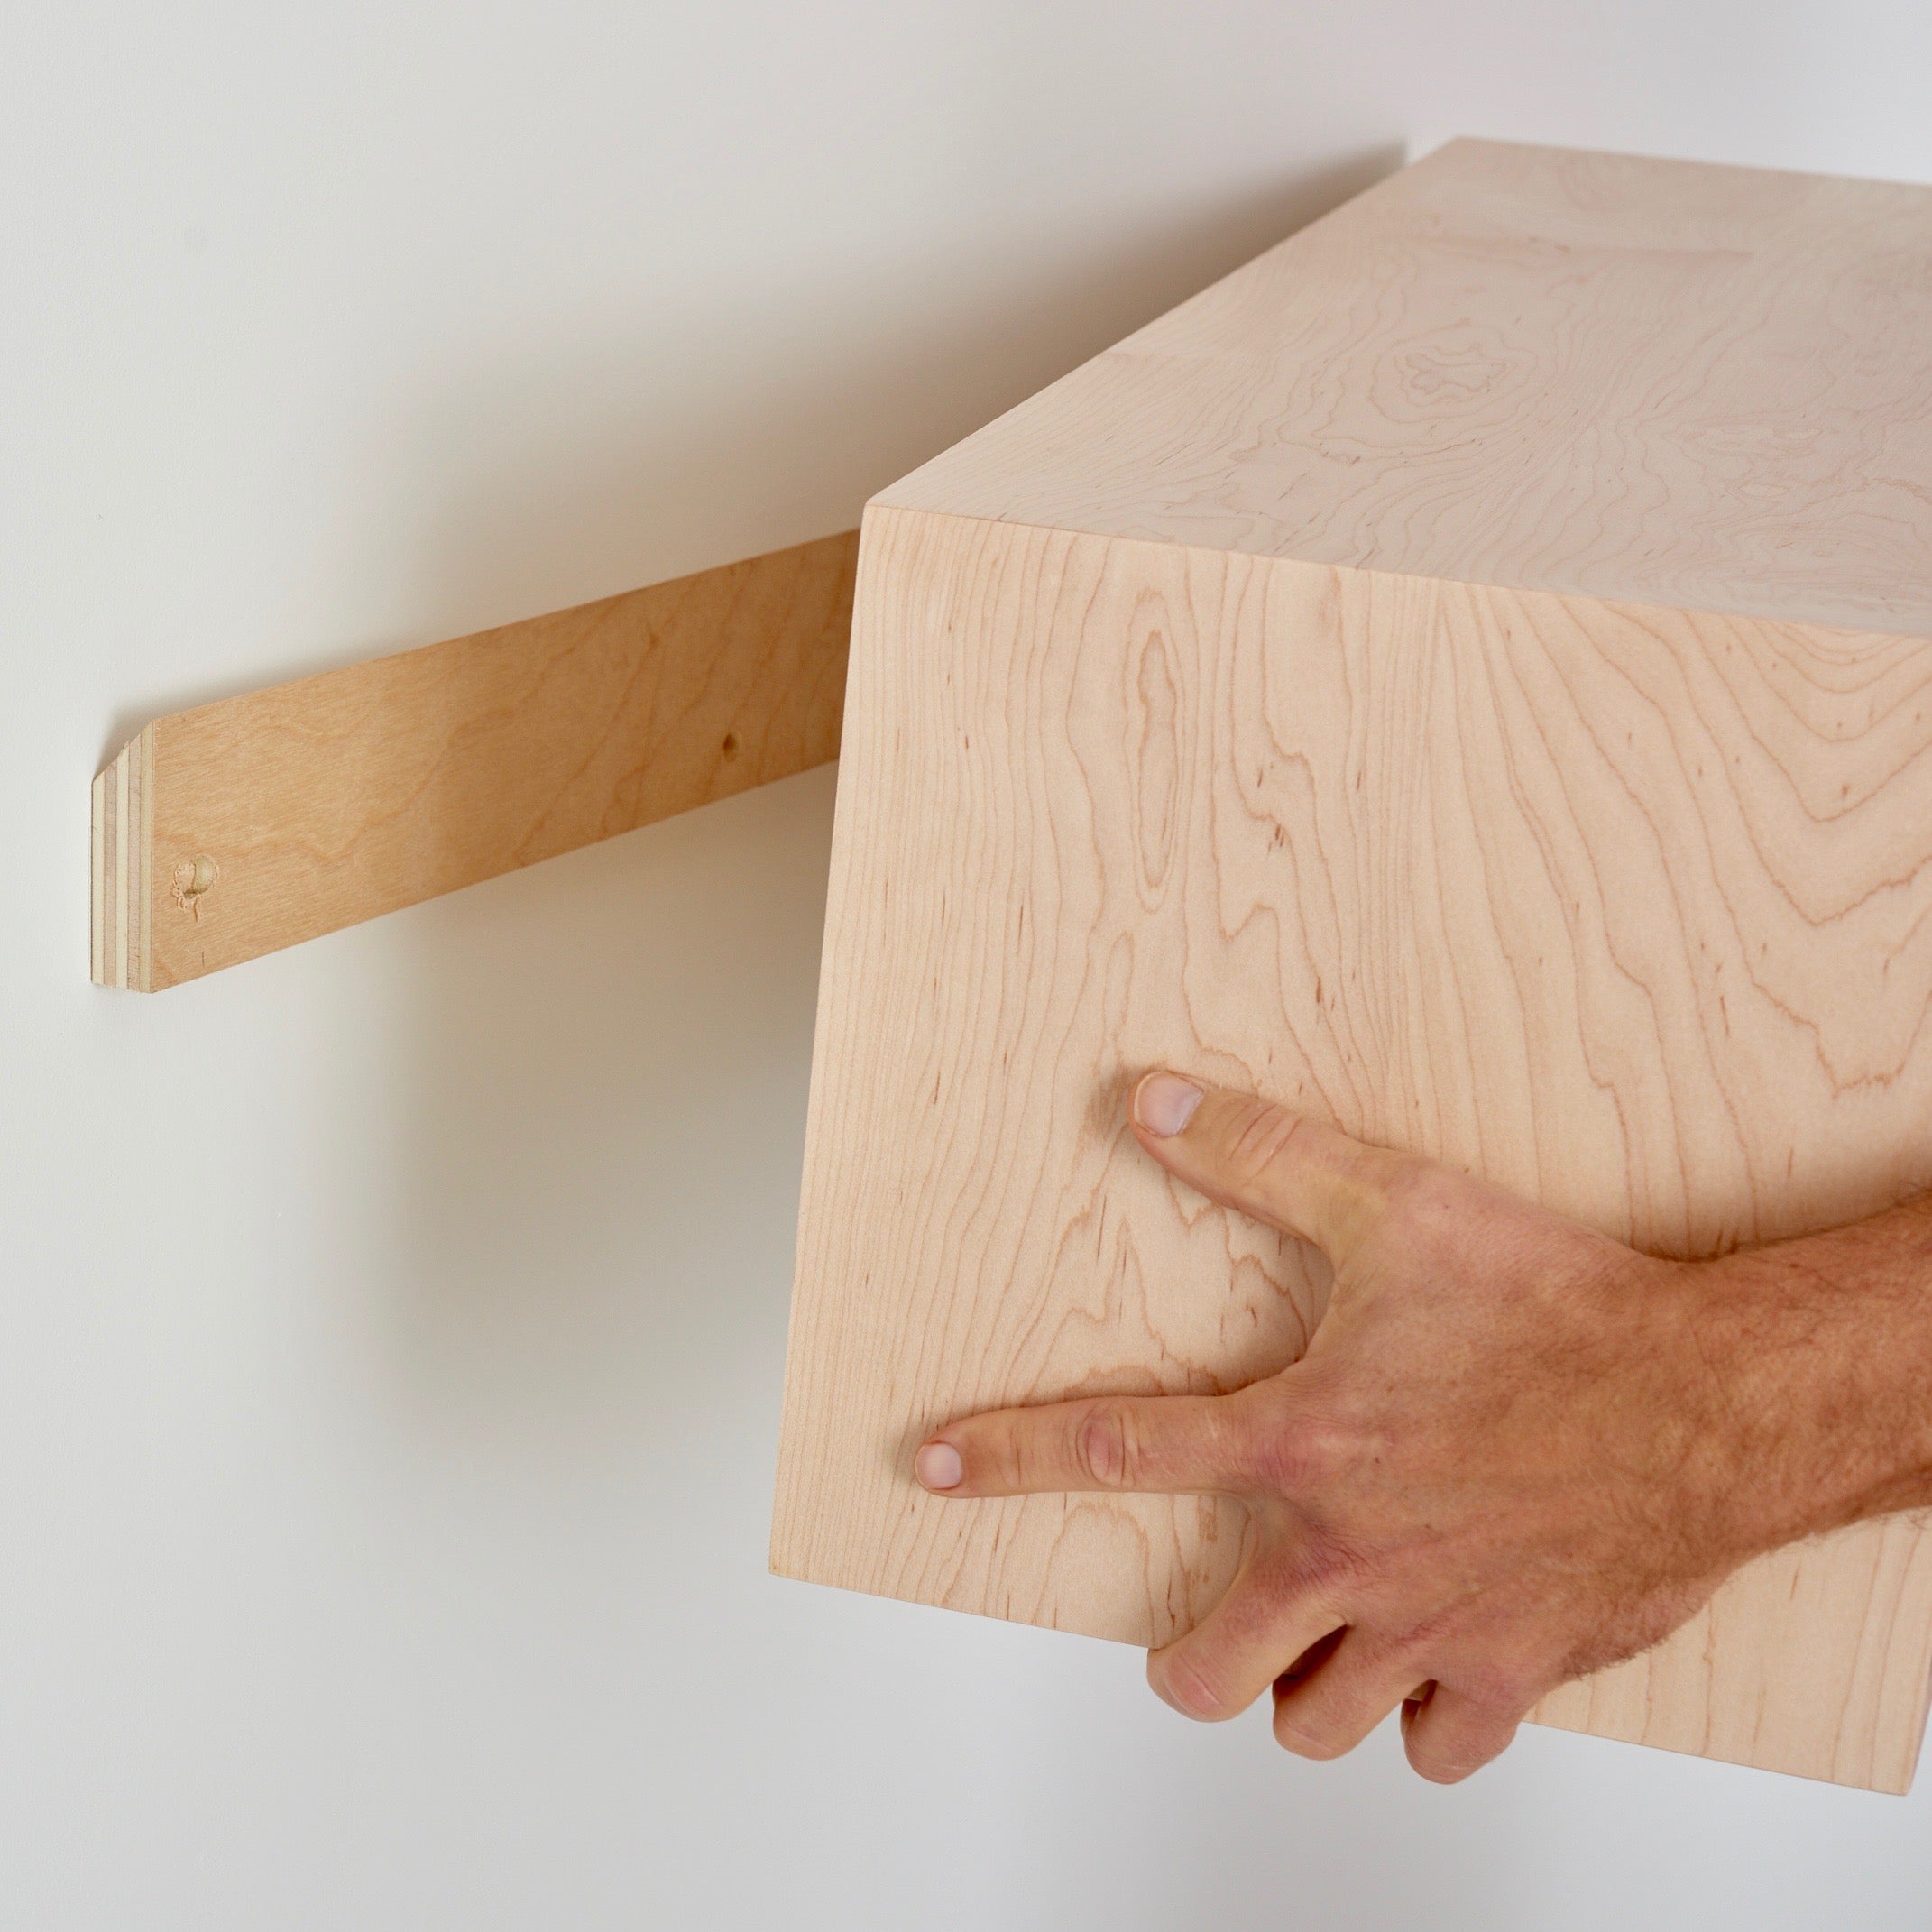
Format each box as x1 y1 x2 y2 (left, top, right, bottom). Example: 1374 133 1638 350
92 531 858 989
885 140 1932 639
776 139 1932 1792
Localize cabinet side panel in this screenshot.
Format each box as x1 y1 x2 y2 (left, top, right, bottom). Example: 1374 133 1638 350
774 508 1300 1642
776 513 1932 1784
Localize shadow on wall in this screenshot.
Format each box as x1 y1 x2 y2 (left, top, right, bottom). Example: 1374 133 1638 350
97 141 1404 766
387 141 1410 634
335 142 1408 1445
372 765 840 1461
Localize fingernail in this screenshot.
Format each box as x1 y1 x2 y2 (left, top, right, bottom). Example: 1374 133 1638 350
1134 1072 1203 1137
915 1441 962 1491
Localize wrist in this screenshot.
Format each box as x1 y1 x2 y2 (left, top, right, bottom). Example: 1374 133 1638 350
1670 1220 1932 1557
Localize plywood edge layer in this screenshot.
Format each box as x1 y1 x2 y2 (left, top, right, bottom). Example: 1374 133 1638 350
91 529 860 990
91 729 153 991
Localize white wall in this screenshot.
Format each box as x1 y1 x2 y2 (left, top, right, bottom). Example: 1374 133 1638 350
6 3 1932 1925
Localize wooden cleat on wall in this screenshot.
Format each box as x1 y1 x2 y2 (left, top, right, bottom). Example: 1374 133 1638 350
91 530 857 989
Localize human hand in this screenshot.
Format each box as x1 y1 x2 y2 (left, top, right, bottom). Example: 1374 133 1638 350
913 1072 1780 1782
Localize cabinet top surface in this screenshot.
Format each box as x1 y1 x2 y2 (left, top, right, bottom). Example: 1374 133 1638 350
878 139 1932 637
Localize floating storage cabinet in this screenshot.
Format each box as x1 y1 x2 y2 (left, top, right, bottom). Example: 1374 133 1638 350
772 139 1932 1791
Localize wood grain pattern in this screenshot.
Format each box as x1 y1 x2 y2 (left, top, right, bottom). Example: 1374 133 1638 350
884 140 1932 639
92 530 857 989
775 141 1932 1792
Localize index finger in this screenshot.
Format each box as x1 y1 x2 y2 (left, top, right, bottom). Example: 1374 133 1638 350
915 1388 1265 1498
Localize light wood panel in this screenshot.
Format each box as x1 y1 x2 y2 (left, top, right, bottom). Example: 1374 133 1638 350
883 140 1932 639
776 141 1932 1792
92 530 858 989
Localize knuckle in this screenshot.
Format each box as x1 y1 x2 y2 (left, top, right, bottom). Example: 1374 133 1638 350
1381 1157 1464 1236
1247 1394 1352 1499
1005 1417 1060 1492
1380 1153 1440 1206
992 1419 1031 1488
1342 1625 1427 1685
1219 1099 1304 1194
1075 1403 1134 1488
1459 1661 1540 1715
1283 1537 1373 1606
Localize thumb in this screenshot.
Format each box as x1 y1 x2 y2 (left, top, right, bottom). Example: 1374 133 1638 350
1129 1073 1408 1262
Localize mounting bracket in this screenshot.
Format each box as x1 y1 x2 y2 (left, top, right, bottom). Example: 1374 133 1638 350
91 531 856 989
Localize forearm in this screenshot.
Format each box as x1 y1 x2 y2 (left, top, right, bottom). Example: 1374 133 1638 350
1692 1198 1932 1556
